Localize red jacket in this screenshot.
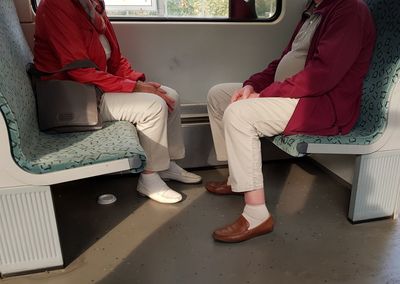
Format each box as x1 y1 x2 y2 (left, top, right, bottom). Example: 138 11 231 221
243 0 376 135
34 0 145 93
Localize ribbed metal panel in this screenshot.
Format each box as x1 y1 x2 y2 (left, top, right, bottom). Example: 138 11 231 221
0 186 63 275
349 151 400 221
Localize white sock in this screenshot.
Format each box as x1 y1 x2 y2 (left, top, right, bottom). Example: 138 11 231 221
158 161 201 184
140 172 168 193
242 204 270 229
139 172 182 202
167 161 183 173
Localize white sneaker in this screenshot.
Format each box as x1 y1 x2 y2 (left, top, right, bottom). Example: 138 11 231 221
159 161 202 184
137 173 182 204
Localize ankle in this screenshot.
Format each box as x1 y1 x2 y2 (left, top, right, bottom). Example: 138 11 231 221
140 172 159 180
242 204 270 229
167 161 183 172
139 172 167 191
137 172 182 204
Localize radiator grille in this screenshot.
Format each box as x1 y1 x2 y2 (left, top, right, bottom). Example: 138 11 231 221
351 152 400 221
0 186 62 274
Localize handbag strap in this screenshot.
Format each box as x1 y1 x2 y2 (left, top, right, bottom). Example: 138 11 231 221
27 60 99 77
58 60 99 72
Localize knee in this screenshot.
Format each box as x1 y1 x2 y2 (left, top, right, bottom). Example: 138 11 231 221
222 103 241 127
223 102 262 137
147 94 168 119
207 84 226 107
162 86 180 103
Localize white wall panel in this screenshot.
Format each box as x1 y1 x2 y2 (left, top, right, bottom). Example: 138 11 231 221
113 0 307 103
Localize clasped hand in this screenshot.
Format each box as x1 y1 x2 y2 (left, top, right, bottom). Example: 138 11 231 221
231 85 260 104
134 81 175 112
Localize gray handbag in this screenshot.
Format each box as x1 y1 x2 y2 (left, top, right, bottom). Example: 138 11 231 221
27 60 103 133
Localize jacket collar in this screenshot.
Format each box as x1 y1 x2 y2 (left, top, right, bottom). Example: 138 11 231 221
314 0 341 14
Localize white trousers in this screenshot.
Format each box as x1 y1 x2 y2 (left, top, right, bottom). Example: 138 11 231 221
100 86 185 172
207 83 299 192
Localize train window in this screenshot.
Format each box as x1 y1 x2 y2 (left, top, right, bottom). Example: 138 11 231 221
33 0 280 21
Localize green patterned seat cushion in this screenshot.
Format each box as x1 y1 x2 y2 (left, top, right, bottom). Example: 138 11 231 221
0 0 146 174
273 0 400 157
4 117 147 174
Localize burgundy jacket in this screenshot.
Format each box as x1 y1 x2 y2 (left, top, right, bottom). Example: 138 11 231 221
34 0 145 93
244 0 376 135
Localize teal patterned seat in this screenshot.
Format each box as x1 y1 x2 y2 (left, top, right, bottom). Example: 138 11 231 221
0 0 146 174
272 0 400 157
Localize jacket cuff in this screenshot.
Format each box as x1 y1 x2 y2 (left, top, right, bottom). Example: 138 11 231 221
120 79 137 92
242 80 253 88
129 72 146 82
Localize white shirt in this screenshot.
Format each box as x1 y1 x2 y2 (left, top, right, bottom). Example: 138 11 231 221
99 34 112 61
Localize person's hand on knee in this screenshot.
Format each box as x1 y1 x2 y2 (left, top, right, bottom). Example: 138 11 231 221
231 85 259 103
134 81 175 112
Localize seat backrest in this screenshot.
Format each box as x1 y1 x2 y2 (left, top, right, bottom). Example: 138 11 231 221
0 0 40 164
357 0 400 138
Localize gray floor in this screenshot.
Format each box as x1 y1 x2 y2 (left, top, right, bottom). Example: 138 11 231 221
2 159 400 284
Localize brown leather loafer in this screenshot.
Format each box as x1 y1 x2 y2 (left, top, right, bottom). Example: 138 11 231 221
213 215 274 243
205 180 242 195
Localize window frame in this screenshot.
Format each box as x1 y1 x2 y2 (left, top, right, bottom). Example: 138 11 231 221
31 0 282 22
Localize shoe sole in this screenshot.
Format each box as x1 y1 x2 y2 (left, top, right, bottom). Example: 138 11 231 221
206 189 243 196
160 177 202 184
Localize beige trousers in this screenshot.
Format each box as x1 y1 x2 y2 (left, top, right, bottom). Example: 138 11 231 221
207 83 299 192
100 86 185 172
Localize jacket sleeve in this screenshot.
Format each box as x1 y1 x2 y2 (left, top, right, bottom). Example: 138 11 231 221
259 6 365 98
42 2 137 93
113 56 146 82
